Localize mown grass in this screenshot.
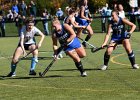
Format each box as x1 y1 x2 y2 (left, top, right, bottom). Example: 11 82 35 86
0 31 140 100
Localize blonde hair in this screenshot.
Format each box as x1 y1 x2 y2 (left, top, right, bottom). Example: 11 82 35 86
52 16 60 26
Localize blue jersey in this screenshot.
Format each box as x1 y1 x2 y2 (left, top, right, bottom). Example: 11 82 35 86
76 6 89 26
110 17 125 41
54 25 81 51
79 6 89 18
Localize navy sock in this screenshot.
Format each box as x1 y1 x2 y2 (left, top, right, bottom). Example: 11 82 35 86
85 35 91 42
104 52 110 66
75 61 85 73
128 51 135 66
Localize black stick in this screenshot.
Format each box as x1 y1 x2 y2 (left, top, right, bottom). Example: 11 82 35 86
39 46 64 77
91 45 108 53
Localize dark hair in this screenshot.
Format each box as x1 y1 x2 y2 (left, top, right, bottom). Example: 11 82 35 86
111 10 119 16
25 18 34 24
68 7 75 15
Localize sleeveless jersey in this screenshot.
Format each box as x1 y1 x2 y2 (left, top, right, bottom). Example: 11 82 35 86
54 25 70 45
79 6 89 18
110 17 125 39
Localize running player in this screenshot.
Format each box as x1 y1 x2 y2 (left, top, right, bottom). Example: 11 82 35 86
100 10 139 70
76 0 94 47
64 7 86 29
7 19 45 77
52 17 87 77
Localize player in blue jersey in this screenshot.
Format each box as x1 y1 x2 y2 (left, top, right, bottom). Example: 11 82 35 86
7 19 45 77
52 17 87 77
76 0 94 47
100 10 139 70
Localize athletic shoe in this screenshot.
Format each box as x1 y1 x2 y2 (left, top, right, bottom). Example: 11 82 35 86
81 71 87 77
52 54 63 59
100 65 108 70
58 53 63 58
82 42 87 48
7 72 16 77
29 70 36 75
132 64 139 69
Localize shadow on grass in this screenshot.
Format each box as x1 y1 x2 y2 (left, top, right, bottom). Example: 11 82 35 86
0 74 76 80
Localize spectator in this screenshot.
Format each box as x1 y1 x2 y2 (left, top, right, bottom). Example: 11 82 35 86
41 8 50 36
56 8 64 19
136 7 140 31
15 14 26 36
106 7 112 23
0 11 5 37
129 7 137 24
13 10 18 21
12 3 19 14
7 10 13 21
29 0 37 17
100 4 108 33
117 4 125 18
20 0 27 16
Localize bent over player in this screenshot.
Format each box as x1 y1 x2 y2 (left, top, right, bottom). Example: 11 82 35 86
100 10 139 70
7 19 45 77
52 17 87 77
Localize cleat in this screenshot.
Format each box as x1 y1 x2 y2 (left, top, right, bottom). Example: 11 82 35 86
29 70 36 75
82 42 87 48
81 71 87 77
7 72 16 77
132 64 139 69
58 53 63 58
100 65 108 70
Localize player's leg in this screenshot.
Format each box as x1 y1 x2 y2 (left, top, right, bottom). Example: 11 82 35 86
82 25 94 47
122 39 139 69
100 42 117 70
66 50 87 77
29 44 38 75
75 44 86 58
7 47 23 77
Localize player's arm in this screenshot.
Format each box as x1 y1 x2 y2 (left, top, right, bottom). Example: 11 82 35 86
52 31 58 55
80 6 92 22
122 18 136 34
70 17 85 29
20 34 26 56
102 24 112 48
37 32 45 48
64 23 76 43
34 27 45 48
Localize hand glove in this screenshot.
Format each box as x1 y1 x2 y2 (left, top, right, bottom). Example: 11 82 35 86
124 32 131 39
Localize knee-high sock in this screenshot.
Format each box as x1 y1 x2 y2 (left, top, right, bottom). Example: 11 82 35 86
30 57 38 71
85 35 91 42
75 61 85 74
11 63 17 73
104 52 110 66
128 51 135 66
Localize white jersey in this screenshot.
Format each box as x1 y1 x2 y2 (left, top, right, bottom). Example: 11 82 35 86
20 26 42 44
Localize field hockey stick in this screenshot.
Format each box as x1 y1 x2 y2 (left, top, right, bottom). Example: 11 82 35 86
91 45 108 53
39 46 64 77
78 37 97 49
18 48 37 63
91 40 121 53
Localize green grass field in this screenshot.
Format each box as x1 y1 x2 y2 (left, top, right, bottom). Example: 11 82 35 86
0 32 140 100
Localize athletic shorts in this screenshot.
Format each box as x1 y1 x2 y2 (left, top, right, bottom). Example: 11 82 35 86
110 37 123 44
64 37 81 52
18 43 35 50
76 17 89 26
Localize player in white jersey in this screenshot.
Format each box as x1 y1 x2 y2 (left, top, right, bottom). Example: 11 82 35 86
7 19 45 77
